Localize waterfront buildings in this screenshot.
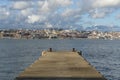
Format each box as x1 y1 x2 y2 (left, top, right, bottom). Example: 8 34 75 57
0 29 120 39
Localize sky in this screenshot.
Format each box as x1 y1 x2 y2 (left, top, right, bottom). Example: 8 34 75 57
1 0 120 31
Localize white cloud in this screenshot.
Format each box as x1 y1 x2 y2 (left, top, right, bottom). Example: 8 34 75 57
53 0 73 6
40 0 50 12
12 1 30 9
62 8 73 17
79 0 117 18
91 12 106 18
38 0 73 13
0 8 10 20
45 22 53 28
89 9 105 18
21 8 33 16
82 0 120 10
62 8 81 17
89 8 114 18
38 1 44 7
2 0 120 29
116 14 120 19
26 14 46 23
48 0 73 8
92 0 120 8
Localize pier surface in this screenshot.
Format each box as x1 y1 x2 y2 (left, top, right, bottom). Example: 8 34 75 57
16 51 107 80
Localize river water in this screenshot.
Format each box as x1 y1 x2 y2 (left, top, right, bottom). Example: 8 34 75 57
0 39 120 80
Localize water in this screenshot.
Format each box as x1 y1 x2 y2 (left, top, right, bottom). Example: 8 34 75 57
0 39 120 80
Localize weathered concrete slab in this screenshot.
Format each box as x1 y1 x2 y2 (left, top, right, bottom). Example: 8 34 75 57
16 51 107 80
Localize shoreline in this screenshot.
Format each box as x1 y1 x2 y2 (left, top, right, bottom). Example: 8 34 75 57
0 37 118 40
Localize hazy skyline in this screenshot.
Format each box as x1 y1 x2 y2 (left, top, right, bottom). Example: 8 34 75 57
1 0 120 31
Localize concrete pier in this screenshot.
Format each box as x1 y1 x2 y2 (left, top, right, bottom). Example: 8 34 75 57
16 50 107 80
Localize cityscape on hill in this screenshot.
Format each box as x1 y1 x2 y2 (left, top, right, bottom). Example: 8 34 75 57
0 29 120 40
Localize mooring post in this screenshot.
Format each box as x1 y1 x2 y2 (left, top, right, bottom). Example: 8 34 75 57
49 48 52 52
72 48 76 52
78 50 82 55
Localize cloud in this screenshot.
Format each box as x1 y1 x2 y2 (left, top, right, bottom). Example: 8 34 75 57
38 0 73 13
45 22 53 28
62 8 81 17
92 0 120 8
21 8 33 16
1 0 120 30
79 0 117 18
0 8 10 20
38 1 44 7
26 14 46 23
82 0 120 10
89 8 113 18
12 1 31 9
62 8 74 17
40 0 50 12
91 12 106 18
116 14 120 19
54 0 73 6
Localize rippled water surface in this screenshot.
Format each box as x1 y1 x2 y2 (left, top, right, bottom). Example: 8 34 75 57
0 39 120 80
